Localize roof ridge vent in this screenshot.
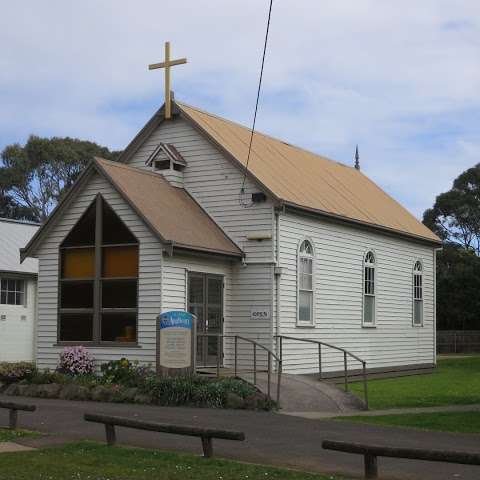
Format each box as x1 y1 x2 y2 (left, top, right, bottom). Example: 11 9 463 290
145 142 187 168
145 142 187 188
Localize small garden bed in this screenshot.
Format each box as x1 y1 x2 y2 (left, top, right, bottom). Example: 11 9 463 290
0 349 272 410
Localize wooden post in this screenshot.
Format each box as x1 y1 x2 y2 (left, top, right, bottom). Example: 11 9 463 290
164 42 171 119
364 453 378 479
201 436 214 458
344 351 348 392
8 409 18 430
105 424 116 446
318 343 322 380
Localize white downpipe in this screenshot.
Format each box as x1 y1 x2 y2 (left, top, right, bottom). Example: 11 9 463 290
275 212 281 358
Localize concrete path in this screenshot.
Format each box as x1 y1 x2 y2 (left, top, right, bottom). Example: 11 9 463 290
1 394 480 480
242 372 365 413
0 441 35 453
284 403 480 420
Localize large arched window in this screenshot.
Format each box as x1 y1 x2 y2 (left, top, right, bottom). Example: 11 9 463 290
413 260 423 326
298 239 314 326
363 251 376 326
58 195 139 344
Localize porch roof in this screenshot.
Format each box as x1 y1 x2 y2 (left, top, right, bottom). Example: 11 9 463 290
95 158 243 257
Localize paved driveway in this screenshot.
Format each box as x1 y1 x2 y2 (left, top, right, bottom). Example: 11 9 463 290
1 395 479 480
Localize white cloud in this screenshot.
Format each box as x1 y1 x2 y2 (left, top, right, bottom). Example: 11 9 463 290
1 0 479 217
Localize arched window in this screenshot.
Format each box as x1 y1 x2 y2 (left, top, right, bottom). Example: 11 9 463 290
298 239 314 326
59 195 139 344
413 260 423 326
363 251 376 326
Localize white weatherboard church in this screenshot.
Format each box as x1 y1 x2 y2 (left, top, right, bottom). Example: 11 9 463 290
21 45 441 376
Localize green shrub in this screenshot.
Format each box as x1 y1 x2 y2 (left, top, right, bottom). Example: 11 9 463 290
28 369 66 385
27 369 102 388
0 362 36 384
100 358 153 387
140 375 257 408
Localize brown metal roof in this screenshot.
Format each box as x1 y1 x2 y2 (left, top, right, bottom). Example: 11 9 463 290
95 158 242 257
176 102 440 244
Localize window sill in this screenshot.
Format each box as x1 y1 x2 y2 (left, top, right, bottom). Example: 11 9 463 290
54 342 142 349
361 324 376 328
295 323 316 328
412 324 424 328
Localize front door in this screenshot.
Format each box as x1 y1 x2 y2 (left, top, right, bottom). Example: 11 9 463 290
187 272 223 367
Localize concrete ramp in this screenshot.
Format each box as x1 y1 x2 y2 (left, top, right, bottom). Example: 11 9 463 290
241 372 366 414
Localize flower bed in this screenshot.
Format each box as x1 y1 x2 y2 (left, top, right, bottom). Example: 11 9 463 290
0 355 273 410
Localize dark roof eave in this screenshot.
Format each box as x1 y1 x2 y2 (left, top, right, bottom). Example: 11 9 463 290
0 269 38 278
282 202 442 247
172 243 243 259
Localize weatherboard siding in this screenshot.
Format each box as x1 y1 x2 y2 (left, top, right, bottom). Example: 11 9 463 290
161 255 273 369
126 116 275 263
35 172 163 369
278 211 436 375
126 115 276 363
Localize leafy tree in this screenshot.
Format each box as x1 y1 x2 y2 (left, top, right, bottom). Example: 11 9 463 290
0 189 38 221
423 164 480 255
423 163 480 330
436 244 480 330
0 136 121 222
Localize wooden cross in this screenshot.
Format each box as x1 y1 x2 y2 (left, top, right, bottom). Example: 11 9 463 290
149 41 187 120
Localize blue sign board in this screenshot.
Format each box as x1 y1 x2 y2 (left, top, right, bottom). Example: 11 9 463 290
157 311 196 372
158 310 194 330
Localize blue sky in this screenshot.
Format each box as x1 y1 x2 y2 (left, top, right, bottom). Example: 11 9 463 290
1 0 479 218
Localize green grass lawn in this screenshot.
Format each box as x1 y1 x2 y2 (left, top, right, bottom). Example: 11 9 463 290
350 355 480 409
0 429 40 443
337 411 480 434
0 442 345 480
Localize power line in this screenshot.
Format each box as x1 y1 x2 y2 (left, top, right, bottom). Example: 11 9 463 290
239 0 274 206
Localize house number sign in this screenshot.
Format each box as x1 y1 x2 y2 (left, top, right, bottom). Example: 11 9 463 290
250 307 271 320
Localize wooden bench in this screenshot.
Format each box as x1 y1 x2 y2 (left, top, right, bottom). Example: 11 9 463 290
322 440 480 479
0 401 36 430
84 413 245 458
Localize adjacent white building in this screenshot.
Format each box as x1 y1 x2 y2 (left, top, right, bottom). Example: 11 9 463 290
21 100 441 375
0 218 39 362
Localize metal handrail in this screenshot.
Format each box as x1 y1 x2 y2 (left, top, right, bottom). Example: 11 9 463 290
275 335 368 409
196 333 282 407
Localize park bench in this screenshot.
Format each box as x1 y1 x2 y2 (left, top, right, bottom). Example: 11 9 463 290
84 413 245 458
0 400 36 430
322 440 480 479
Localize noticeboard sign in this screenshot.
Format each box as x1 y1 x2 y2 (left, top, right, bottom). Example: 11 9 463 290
156 311 196 375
